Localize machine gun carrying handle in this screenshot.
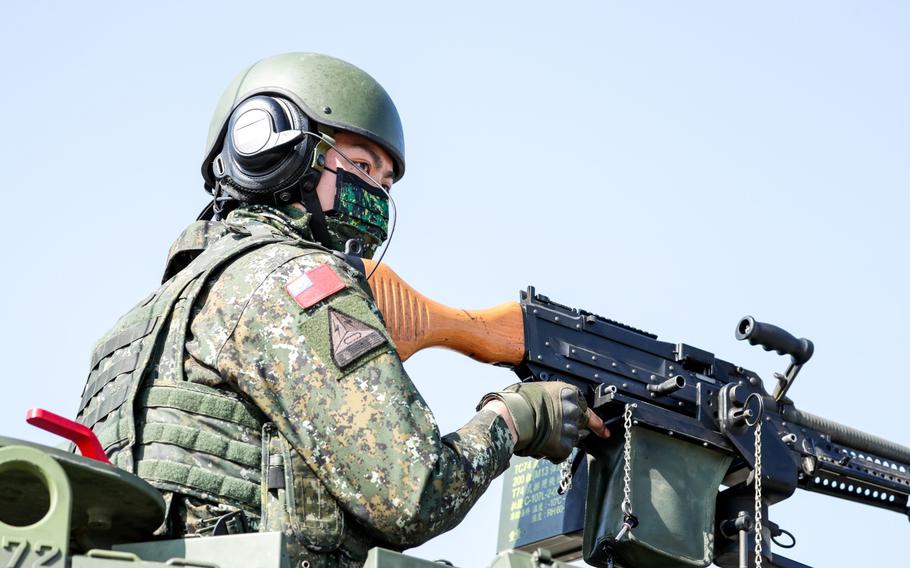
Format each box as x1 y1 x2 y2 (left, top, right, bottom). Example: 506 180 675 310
735 316 814 365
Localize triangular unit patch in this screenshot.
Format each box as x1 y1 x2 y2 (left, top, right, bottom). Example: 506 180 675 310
328 307 387 368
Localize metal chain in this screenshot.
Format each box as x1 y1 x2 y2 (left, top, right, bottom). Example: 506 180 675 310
621 403 636 517
753 419 763 568
558 457 573 494
609 402 640 548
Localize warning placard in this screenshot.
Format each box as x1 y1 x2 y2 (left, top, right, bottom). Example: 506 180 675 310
496 451 588 560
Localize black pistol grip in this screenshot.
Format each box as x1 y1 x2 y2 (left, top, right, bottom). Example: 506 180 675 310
735 316 814 365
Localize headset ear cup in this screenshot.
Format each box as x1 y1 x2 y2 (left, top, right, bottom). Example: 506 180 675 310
217 95 316 201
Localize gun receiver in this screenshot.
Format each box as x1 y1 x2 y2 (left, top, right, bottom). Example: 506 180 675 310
363 260 910 567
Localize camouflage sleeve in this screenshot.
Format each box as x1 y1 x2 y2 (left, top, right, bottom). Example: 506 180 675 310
212 248 514 546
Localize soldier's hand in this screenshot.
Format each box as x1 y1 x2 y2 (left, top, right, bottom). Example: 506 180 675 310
478 381 609 463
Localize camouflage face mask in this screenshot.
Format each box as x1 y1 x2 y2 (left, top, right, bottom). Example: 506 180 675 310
324 168 390 258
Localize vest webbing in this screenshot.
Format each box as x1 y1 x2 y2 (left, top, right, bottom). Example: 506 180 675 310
78 223 291 508
137 459 259 511
140 384 264 431
139 422 260 469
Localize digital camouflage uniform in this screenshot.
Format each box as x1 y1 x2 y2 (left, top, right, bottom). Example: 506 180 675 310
77 205 514 567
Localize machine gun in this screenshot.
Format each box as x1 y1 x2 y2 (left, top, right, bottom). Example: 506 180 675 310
362 260 910 568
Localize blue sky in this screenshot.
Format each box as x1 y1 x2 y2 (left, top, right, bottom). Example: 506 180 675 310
1 2 907 566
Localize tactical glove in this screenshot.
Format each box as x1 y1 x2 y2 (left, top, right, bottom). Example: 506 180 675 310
478 381 589 463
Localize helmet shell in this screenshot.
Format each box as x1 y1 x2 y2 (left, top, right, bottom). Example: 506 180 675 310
203 53 405 188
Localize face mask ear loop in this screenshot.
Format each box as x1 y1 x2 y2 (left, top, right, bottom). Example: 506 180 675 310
320 140 398 280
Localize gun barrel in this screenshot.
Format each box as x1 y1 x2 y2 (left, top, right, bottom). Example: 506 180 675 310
783 406 910 466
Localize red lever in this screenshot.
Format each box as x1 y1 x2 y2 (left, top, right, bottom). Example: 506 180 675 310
25 408 111 464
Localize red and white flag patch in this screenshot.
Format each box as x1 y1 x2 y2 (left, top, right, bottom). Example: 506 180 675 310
286 263 345 309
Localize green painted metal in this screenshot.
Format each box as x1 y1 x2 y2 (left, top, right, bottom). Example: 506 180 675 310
364 547 458 568
71 548 171 566
0 435 165 550
0 445 71 567
116 532 290 568
485 549 576 568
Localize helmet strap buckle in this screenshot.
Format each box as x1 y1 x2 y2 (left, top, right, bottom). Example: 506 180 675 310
308 128 335 173
205 182 237 222
283 177 335 251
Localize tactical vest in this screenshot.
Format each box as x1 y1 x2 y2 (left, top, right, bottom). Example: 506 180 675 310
76 221 286 512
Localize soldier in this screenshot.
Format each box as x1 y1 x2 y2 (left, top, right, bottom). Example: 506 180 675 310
76 53 608 567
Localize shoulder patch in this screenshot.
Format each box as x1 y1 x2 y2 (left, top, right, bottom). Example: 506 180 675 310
286 263 345 309
328 307 387 368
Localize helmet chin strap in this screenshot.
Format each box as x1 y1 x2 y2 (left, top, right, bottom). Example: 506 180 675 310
281 130 340 250
296 178 335 250
198 182 239 222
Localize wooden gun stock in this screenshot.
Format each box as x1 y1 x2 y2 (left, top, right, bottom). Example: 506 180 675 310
363 260 525 365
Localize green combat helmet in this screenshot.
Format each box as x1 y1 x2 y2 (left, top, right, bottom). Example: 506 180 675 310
201 52 405 205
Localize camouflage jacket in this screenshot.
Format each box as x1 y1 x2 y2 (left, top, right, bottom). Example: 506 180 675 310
171 205 514 556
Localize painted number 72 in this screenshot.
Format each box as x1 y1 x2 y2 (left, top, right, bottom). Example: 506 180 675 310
1 538 61 568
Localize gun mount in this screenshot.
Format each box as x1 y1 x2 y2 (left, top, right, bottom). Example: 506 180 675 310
516 287 910 567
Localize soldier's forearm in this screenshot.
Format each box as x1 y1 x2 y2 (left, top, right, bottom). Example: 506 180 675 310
389 408 514 545
478 399 519 444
